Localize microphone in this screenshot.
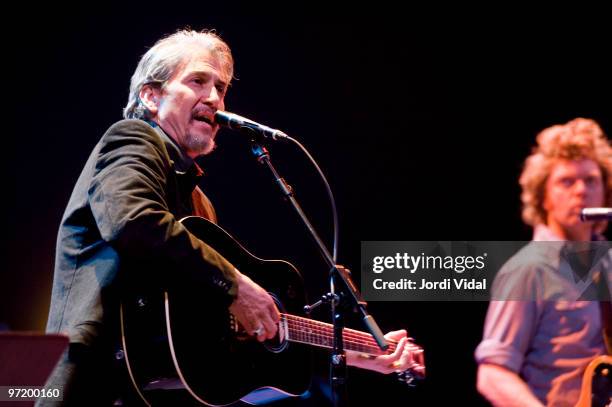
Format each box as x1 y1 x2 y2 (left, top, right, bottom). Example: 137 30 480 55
214 110 289 142
580 207 612 221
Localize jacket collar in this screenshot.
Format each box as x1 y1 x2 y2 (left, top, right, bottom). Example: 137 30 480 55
147 120 204 190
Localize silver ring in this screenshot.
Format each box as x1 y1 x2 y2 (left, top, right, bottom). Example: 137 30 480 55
253 326 264 336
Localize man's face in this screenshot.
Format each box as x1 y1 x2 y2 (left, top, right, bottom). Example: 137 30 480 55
150 47 228 158
543 158 605 233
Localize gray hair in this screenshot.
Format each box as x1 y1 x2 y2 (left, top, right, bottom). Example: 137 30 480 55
123 29 234 119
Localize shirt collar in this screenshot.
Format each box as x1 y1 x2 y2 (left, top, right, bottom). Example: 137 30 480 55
533 223 606 242
533 224 564 242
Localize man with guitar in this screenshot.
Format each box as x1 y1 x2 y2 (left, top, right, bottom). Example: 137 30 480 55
41 29 415 406
475 118 612 406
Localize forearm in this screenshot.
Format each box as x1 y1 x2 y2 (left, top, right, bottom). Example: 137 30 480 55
477 364 544 407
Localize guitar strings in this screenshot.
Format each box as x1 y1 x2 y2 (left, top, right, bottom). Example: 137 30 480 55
284 322 422 355
286 328 397 353
282 314 396 347
282 313 397 345
280 313 401 354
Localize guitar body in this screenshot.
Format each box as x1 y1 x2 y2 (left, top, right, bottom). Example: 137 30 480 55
120 216 311 406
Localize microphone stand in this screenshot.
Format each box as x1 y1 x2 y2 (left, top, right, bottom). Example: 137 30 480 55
249 143 389 407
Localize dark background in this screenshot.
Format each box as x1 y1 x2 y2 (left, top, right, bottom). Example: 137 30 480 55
3 9 611 405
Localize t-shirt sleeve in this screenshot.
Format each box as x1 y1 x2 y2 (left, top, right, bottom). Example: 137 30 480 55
475 262 544 373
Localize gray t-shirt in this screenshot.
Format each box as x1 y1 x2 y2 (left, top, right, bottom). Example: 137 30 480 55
475 225 610 406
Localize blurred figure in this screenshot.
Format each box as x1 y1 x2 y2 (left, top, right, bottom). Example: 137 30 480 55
475 118 612 406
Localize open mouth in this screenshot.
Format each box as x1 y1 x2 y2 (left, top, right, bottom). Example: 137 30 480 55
194 115 213 126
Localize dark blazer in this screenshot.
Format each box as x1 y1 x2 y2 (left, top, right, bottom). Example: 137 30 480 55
46 119 237 346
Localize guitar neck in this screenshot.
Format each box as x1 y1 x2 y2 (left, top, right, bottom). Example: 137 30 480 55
281 313 397 355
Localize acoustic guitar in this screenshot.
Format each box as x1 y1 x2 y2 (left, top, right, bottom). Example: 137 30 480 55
119 216 425 406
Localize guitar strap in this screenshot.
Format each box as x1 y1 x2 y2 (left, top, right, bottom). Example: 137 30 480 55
191 186 217 223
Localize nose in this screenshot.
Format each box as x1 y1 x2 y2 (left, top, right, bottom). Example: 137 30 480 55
202 85 222 108
572 179 587 196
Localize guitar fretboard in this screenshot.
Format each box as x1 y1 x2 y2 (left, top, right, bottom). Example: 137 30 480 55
281 313 396 355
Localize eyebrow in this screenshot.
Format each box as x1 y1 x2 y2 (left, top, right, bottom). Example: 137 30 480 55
188 70 229 89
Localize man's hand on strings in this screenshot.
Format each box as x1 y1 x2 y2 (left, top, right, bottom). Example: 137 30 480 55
229 271 280 342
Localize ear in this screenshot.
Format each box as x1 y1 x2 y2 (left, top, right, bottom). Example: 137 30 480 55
139 84 162 116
